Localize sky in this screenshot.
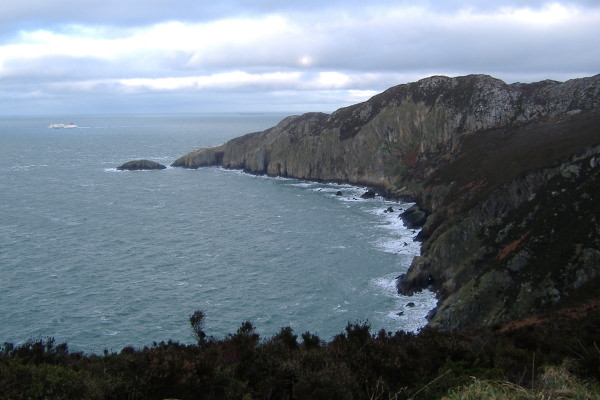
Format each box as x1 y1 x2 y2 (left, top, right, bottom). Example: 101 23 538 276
0 0 599 115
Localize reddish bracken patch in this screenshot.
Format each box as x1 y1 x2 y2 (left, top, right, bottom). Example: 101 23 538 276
499 299 600 333
459 179 487 193
497 231 531 261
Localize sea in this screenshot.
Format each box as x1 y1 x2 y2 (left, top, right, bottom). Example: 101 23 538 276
0 113 437 354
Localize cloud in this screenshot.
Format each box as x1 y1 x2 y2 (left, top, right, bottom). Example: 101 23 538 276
0 0 598 114
119 71 303 91
116 70 401 93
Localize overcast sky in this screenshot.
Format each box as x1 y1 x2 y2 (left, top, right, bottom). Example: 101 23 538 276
0 0 598 115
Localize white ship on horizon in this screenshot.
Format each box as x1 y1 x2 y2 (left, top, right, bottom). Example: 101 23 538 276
48 122 77 129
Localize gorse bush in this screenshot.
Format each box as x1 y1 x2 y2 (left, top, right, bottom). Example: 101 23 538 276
1 307 599 399
190 309 207 345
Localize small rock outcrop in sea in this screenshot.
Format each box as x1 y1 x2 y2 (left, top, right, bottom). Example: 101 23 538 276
360 189 376 199
117 160 167 171
400 205 427 229
173 73 600 331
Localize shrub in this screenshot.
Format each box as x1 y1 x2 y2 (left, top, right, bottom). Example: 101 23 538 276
190 309 207 345
2 308 600 399
272 327 298 350
301 332 321 349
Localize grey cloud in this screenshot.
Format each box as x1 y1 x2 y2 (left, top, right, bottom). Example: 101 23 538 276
178 6 599 79
4 0 597 31
5 2 600 79
420 0 600 11
0 0 598 114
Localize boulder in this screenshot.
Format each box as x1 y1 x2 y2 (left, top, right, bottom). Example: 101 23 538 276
360 189 376 199
117 160 167 171
400 205 427 229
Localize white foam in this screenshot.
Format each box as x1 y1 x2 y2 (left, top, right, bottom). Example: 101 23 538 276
9 164 38 171
291 182 316 188
371 273 438 333
371 274 400 296
373 230 420 255
333 305 348 313
361 202 422 255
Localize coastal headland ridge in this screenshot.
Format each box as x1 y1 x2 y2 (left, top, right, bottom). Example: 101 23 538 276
172 73 600 330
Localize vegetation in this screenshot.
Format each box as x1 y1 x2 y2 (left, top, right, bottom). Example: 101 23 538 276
443 366 600 400
2 304 600 400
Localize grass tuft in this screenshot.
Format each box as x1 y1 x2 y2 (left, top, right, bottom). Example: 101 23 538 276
443 363 600 400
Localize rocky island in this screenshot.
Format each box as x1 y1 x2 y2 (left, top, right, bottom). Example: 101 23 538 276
173 74 600 330
117 159 167 171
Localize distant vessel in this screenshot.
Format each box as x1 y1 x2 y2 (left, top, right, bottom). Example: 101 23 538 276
48 123 77 129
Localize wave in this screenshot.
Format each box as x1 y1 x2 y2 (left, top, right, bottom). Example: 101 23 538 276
6 164 49 172
371 274 437 333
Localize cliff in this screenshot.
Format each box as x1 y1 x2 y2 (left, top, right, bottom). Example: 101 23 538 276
173 74 600 330
399 110 600 329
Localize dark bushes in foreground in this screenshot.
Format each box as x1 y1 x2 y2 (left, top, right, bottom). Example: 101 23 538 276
2 305 600 400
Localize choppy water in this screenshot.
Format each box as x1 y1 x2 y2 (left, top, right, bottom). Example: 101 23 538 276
0 114 436 354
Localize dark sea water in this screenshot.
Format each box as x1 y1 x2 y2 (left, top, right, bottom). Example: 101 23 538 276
0 114 436 354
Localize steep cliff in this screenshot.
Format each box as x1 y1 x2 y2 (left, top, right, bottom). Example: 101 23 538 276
173 74 599 196
398 109 600 329
173 74 600 330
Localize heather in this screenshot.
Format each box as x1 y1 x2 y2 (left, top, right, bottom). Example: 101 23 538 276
2 303 599 400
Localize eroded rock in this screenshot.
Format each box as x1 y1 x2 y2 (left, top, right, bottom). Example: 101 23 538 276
400 205 428 229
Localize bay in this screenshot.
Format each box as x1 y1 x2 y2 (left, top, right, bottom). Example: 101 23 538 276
0 114 436 354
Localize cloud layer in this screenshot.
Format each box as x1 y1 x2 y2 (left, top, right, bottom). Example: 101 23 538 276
1 0 598 114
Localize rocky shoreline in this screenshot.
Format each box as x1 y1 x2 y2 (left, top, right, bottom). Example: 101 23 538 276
171 74 600 330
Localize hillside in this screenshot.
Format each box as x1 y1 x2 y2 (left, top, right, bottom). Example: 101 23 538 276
172 74 600 330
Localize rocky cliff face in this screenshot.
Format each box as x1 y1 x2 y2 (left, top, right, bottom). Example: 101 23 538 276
398 110 600 329
173 74 600 330
173 74 599 196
